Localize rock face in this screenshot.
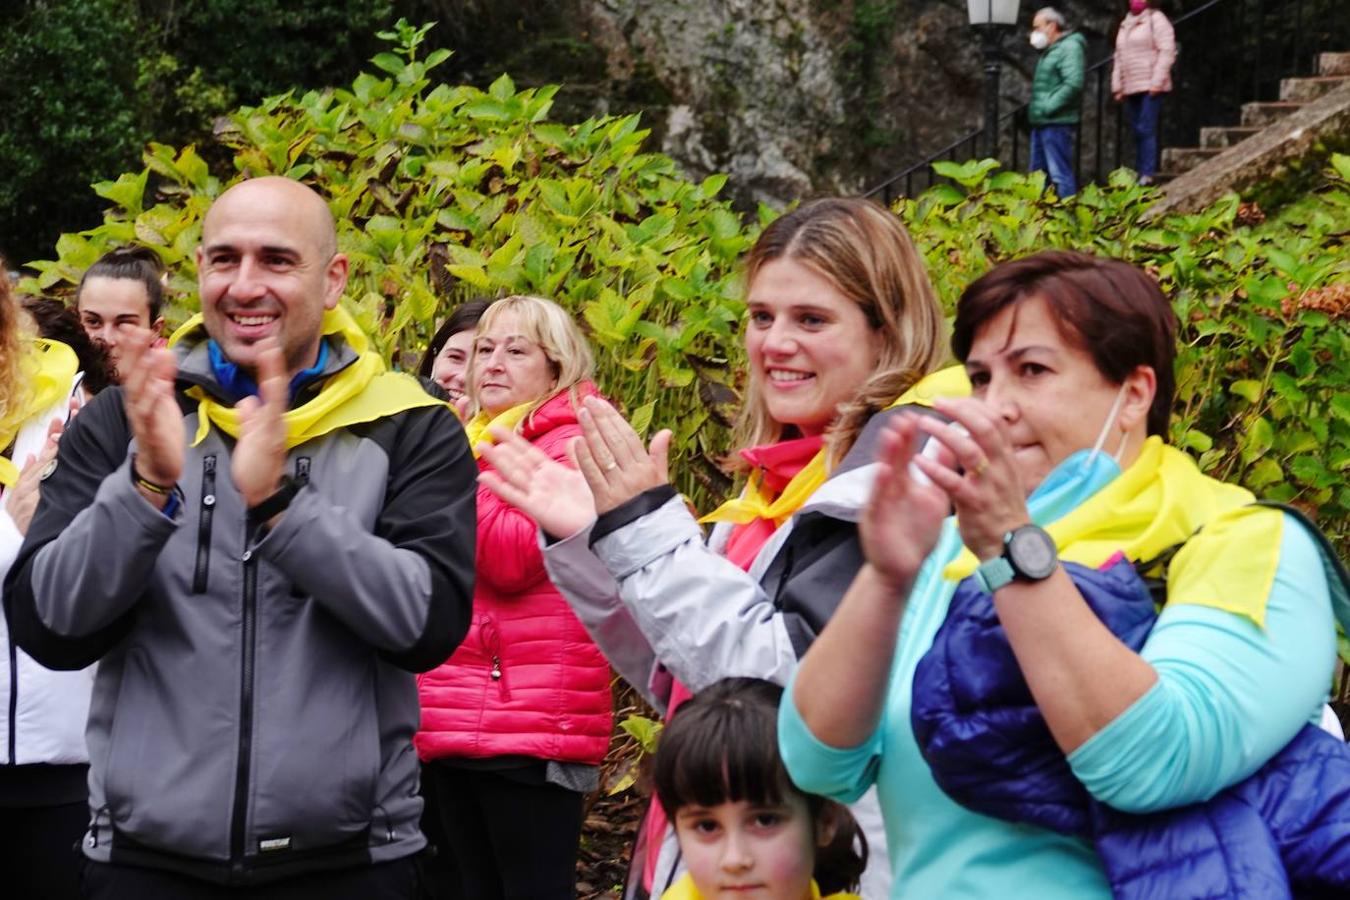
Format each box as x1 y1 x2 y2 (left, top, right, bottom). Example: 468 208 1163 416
426 0 1120 208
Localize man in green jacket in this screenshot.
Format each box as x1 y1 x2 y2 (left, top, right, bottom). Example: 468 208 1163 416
1028 7 1086 197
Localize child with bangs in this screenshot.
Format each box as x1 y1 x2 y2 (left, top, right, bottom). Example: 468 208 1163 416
653 678 865 900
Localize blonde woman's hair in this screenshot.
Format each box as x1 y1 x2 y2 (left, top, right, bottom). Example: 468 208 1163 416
0 261 33 445
730 198 949 470
467 294 595 427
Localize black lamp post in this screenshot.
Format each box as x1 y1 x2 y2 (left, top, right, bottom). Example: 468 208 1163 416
968 0 1021 159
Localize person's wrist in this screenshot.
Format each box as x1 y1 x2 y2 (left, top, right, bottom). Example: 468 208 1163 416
864 561 914 598
131 453 177 492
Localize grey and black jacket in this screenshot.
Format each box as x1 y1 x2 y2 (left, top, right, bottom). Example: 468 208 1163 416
540 407 939 899
3 332 476 885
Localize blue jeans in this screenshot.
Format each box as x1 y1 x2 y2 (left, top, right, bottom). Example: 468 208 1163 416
1030 124 1078 197
1124 92 1162 178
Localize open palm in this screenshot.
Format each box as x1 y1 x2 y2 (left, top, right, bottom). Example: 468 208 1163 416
478 426 596 538
860 415 953 587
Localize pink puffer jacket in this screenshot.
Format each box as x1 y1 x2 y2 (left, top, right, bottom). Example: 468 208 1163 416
1111 10 1176 96
416 382 612 765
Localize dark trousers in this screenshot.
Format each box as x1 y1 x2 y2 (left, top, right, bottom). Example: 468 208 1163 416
422 763 585 900
0 801 88 900
1124 92 1163 178
1030 124 1078 197
81 856 419 899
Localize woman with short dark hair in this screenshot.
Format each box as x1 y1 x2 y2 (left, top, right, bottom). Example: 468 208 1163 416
418 298 491 412
784 250 1349 897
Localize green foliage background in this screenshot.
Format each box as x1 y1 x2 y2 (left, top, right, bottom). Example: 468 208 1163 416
22 23 1350 557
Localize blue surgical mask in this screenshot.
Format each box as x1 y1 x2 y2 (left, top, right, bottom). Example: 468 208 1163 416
1026 383 1130 527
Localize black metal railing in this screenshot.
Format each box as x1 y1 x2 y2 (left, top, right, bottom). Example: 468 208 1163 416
866 0 1350 204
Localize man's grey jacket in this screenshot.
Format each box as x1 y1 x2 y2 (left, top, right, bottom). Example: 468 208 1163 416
3 332 476 885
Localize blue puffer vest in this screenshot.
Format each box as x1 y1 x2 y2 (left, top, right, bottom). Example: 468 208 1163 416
911 556 1350 899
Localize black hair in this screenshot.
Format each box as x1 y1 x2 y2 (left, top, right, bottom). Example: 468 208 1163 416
417 298 492 378
76 246 165 322
22 297 115 395
653 677 867 894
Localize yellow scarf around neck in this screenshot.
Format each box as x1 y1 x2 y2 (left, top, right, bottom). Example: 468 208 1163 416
464 402 534 459
169 306 444 450
700 365 971 527
0 339 78 487
661 873 858 900
944 437 1284 627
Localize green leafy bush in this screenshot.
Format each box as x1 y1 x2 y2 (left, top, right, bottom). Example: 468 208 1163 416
22 20 756 511
24 23 1350 556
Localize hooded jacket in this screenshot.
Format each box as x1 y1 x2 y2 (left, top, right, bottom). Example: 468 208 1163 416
416 384 612 765
1030 32 1088 125
3 320 477 884
912 549 1350 899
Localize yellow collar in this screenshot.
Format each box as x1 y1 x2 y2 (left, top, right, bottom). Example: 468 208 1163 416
0 339 78 487
170 307 445 450
465 402 535 458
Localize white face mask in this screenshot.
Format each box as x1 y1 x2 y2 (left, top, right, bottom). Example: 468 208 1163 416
1030 30 1050 50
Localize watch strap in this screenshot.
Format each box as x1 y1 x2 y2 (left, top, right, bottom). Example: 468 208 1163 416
247 475 300 526
974 556 1016 594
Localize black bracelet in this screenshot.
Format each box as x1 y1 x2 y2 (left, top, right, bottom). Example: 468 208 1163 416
130 455 175 495
246 475 300 526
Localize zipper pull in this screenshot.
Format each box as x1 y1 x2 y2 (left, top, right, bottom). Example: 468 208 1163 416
490 657 502 681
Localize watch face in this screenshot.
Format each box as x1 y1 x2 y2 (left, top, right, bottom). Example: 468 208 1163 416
1008 526 1058 579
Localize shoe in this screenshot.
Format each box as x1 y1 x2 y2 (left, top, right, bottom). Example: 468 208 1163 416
1138 175 1154 186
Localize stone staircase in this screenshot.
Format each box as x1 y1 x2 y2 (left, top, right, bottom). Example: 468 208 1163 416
1157 52 1350 184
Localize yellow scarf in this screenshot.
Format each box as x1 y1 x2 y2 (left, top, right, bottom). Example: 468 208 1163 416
700 365 972 527
944 437 1284 626
168 306 445 450
464 402 534 459
661 873 859 900
0 339 78 487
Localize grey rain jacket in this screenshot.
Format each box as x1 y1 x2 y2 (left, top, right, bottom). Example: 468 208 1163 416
541 407 938 899
3 330 476 885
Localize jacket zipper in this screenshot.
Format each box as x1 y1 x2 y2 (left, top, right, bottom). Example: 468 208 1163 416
193 455 217 593
482 619 511 701
6 631 17 765
230 523 262 871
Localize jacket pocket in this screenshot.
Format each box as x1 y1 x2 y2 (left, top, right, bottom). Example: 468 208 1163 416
192 455 217 593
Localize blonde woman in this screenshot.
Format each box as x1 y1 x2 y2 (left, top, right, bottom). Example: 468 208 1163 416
0 264 87 900
479 198 960 898
415 295 612 900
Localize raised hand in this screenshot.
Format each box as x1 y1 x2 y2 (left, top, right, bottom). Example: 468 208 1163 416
859 414 954 591
120 325 184 496
572 395 672 516
914 397 1030 562
478 426 596 538
4 416 64 535
232 337 289 509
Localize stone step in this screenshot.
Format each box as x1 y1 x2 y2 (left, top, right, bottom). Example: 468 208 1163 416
1241 101 1303 127
1200 125 1262 149
1318 52 1350 76
1280 75 1350 103
1160 146 1224 175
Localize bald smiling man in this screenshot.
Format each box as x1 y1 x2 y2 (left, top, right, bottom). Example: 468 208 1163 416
6 177 477 898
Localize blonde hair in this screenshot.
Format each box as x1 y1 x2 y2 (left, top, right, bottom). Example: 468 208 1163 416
730 198 949 469
467 294 595 427
0 262 33 444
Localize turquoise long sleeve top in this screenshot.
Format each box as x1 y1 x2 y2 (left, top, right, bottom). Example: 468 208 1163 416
779 516 1335 899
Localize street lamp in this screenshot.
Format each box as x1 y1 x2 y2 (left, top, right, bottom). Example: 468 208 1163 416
968 0 1020 159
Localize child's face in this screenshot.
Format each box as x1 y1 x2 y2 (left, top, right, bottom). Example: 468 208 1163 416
674 794 822 900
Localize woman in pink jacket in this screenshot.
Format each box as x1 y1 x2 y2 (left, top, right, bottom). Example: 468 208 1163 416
1111 0 1177 185
416 295 612 900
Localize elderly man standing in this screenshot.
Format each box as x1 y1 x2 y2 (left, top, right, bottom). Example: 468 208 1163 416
1028 7 1086 197
5 177 476 899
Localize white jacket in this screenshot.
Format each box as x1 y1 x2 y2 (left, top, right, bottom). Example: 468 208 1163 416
1 376 93 769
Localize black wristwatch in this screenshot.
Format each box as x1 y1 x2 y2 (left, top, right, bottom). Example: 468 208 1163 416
246 475 300 527
974 524 1058 593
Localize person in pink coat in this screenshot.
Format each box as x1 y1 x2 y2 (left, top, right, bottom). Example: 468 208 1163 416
1111 0 1177 184
416 295 612 900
